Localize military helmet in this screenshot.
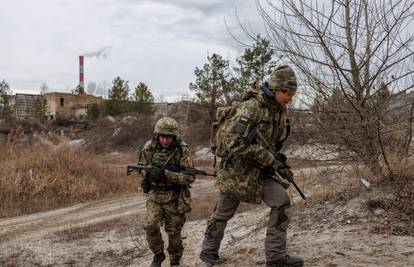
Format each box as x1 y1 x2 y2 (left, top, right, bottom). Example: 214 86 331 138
154 117 179 137
268 65 297 92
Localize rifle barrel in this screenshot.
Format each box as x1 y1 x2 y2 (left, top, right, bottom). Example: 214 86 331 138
291 181 306 200
126 164 216 177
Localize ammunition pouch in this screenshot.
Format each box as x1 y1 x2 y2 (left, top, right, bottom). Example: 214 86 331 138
150 184 182 193
178 186 192 213
141 177 151 193
147 165 166 180
145 167 167 185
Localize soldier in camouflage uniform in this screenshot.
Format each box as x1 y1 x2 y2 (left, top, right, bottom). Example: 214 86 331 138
138 117 195 267
200 65 304 267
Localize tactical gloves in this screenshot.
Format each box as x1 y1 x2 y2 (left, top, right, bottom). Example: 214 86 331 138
267 154 294 189
146 165 166 182
272 152 293 182
277 152 288 163
271 159 284 171
149 165 165 177
277 166 294 183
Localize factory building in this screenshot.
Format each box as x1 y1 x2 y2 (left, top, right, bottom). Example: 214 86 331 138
7 55 104 121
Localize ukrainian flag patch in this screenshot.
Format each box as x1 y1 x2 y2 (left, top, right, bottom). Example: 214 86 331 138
238 116 250 125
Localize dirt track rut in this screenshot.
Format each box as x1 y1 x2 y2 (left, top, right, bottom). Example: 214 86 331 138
0 179 215 245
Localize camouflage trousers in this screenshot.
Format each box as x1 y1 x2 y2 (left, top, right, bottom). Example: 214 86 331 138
144 194 186 262
201 177 291 263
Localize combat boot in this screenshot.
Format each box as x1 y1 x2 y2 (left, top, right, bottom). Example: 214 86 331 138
267 255 304 267
199 251 224 265
170 259 180 267
149 252 165 267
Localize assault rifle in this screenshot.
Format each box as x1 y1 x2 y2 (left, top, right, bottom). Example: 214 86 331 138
254 129 306 200
126 164 217 177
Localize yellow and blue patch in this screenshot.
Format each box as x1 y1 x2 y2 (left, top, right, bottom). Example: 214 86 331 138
238 115 250 125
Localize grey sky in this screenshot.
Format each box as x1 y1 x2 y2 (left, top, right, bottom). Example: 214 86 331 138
0 0 261 101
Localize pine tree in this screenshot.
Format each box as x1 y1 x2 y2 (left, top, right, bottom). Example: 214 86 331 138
0 80 13 119
234 35 276 95
104 76 130 115
189 53 235 107
132 82 154 112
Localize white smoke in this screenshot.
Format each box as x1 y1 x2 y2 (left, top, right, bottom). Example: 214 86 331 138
84 46 112 59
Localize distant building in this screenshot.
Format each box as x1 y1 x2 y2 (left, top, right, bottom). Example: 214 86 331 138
44 92 103 120
7 92 103 121
14 94 42 120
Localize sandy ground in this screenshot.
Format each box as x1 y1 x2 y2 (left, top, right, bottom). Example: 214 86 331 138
0 168 413 267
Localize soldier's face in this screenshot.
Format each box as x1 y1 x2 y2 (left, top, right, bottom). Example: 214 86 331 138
159 135 174 148
274 90 295 105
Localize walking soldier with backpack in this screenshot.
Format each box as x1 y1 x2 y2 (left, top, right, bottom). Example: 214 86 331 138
200 65 304 267
137 117 195 267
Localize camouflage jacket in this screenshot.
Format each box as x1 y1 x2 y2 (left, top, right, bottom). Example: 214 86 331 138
216 86 289 204
137 139 195 205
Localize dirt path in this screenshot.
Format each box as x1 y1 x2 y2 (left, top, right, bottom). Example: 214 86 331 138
0 179 215 245
1 169 413 267
137 207 414 267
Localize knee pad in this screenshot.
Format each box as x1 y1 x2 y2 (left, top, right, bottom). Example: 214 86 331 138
276 205 290 232
269 205 290 232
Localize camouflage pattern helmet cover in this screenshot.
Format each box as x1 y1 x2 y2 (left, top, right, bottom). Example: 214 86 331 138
154 116 180 137
267 65 297 92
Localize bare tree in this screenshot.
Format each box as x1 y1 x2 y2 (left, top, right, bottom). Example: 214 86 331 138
39 83 49 122
253 0 414 176
40 83 49 94
87 82 97 95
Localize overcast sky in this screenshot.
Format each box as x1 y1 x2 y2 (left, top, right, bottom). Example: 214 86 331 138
0 0 263 101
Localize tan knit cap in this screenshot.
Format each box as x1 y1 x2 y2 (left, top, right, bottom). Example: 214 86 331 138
268 65 297 92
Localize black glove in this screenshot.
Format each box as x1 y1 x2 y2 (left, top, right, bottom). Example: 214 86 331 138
277 166 294 183
147 165 166 182
277 153 288 164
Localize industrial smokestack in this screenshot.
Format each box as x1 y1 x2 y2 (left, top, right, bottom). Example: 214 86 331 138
79 55 85 90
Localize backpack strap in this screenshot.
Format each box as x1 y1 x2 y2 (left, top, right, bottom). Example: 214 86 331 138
148 138 158 163
275 119 290 151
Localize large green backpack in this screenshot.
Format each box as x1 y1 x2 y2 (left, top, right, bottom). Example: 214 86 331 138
210 102 241 157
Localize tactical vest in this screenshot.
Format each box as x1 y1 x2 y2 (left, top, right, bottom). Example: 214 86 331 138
147 139 184 191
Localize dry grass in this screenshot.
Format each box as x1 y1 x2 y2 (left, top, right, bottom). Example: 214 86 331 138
291 157 414 236
369 160 414 236
0 142 138 218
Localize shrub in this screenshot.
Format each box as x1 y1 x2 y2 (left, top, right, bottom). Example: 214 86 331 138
0 142 137 218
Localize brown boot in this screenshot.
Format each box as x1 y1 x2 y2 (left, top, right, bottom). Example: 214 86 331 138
149 252 165 267
170 258 180 267
199 251 224 265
